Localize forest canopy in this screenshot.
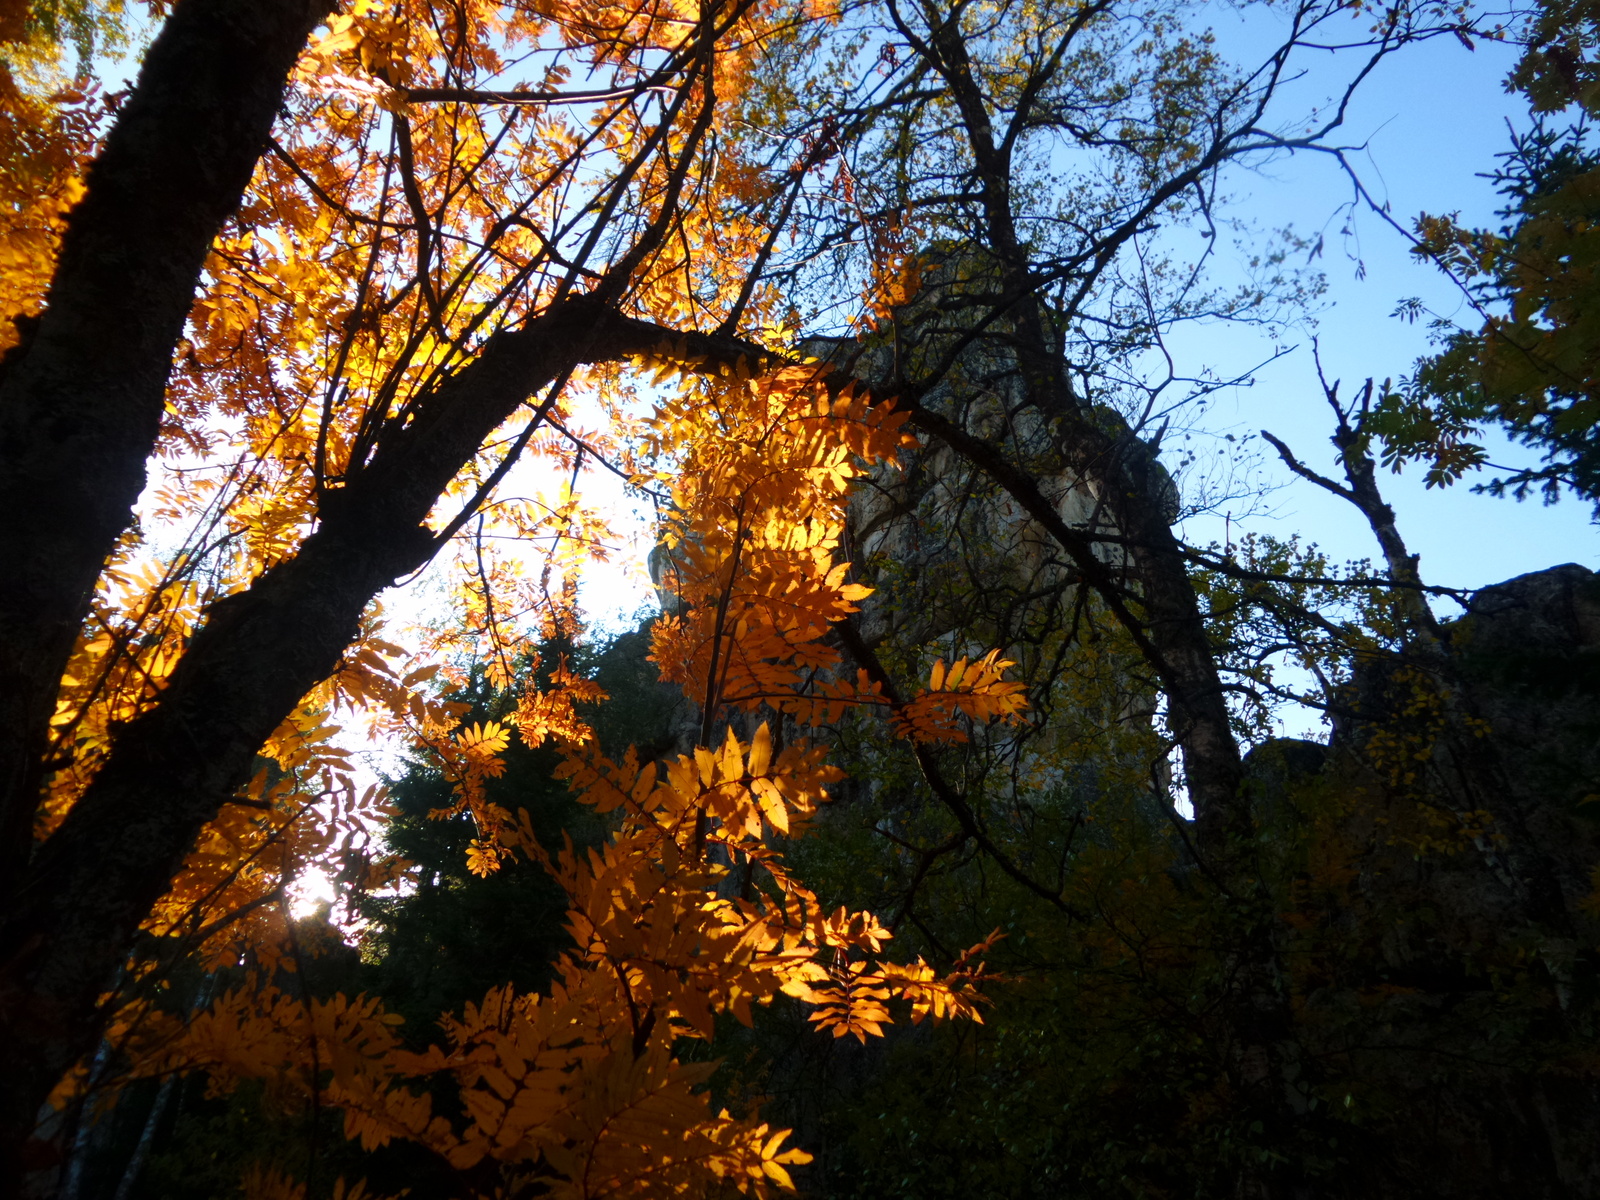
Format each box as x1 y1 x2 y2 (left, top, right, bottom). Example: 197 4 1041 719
1 0 1597 1197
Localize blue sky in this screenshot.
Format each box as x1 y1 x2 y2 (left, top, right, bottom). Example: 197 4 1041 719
1170 11 1598 598
108 4 1583 636
567 14 1600 632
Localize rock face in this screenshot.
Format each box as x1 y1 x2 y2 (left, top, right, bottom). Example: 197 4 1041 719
1324 562 1600 937
1244 562 1600 1200
801 256 1177 653
799 263 1181 818
1451 562 1600 922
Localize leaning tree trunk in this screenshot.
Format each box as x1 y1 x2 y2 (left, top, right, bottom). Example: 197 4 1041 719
0 0 336 1182
893 19 1312 1189
0 284 689 1185
0 0 338 895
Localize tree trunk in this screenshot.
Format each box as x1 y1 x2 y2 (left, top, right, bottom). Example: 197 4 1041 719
0 0 337 924
0 296 693 1189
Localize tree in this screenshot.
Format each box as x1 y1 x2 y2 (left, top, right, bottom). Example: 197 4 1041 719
0 0 1011 1190
703 0 1463 1187
5 0 1580 1195
688 0 1600 1193
1381 0 1600 512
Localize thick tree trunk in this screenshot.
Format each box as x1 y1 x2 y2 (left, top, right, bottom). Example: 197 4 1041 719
0 0 337 907
0 299 674 1184
895 18 1305 1187
905 5 1251 849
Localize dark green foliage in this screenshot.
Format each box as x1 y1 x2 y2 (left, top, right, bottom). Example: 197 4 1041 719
127 1075 373 1200
86 589 1600 1200
354 736 590 1044
690 562 1600 1200
356 627 685 1042
94 628 684 1199
1385 0 1600 516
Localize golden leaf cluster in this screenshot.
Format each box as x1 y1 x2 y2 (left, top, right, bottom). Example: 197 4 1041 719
9 0 1028 1191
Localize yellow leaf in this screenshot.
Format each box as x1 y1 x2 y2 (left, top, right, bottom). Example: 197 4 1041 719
747 722 773 778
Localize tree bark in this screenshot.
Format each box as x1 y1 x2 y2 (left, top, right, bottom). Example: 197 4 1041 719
897 3 1250 849
0 0 337 906
0 299 679 1183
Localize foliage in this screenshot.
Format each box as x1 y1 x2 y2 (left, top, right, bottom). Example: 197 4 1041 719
1383 0 1600 514
4 0 1594 1196
1 0 1030 1191
42 353 1024 1200
713 554 1600 1200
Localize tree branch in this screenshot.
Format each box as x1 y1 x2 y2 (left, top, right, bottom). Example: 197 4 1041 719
0 0 339 907
835 618 1085 919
